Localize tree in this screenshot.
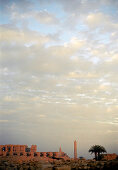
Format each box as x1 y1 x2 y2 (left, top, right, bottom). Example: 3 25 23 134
89 145 107 160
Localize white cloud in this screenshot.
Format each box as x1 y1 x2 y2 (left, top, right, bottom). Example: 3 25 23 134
39 114 46 118
86 12 118 31
0 120 9 123
33 10 59 25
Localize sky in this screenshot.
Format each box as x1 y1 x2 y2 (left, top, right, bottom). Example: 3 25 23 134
0 0 118 159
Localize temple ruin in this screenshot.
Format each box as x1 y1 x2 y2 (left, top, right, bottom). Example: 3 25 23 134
0 144 70 161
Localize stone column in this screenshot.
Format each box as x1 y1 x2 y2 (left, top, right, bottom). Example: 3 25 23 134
74 140 77 159
31 145 37 152
5 145 8 152
43 152 46 157
54 152 59 158
10 145 13 156
11 145 13 152
48 152 53 157
36 152 40 157
0 145 3 156
59 147 62 157
16 145 20 156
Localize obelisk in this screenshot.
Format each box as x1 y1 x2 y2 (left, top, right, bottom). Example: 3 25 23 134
59 146 62 157
74 140 77 159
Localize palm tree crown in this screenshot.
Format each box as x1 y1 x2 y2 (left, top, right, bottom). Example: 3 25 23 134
89 145 107 160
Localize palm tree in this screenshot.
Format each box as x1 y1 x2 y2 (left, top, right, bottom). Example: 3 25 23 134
89 145 106 160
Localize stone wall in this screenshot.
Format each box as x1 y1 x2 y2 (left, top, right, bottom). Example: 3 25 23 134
0 144 70 161
102 153 118 160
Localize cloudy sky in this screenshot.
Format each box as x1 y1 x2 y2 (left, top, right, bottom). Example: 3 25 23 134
0 0 118 158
